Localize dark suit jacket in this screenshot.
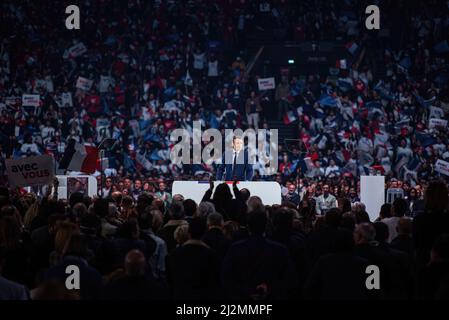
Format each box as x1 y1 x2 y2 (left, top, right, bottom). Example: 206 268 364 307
102 274 169 300
221 236 297 299
303 252 371 300
167 241 221 300
202 228 231 261
216 149 253 181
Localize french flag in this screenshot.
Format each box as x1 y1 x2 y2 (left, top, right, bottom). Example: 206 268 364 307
59 139 99 174
283 111 298 125
345 41 359 55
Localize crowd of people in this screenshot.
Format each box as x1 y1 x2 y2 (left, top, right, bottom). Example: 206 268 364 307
1 0 449 301
0 0 447 187
1 177 449 300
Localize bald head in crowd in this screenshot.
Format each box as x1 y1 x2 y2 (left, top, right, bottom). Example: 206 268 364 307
125 250 146 276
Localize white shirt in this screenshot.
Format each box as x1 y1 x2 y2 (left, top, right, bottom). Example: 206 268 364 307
193 53 205 70
381 216 401 243
208 60 218 77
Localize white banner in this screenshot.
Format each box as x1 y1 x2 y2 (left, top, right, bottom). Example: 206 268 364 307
429 118 448 129
63 42 87 59
22 94 40 107
172 181 282 205
5 155 54 187
76 76 93 91
360 175 385 221
435 159 449 176
54 175 97 199
257 77 276 90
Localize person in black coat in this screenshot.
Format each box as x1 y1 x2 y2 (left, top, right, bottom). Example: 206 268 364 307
221 209 297 300
269 207 309 298
201 212 231 261
373 222 412 299
102 250 168 300
157 201 188 253
216 136 253 181
413 180 449 270
390 217 414 261
303 229 372 300
43 234 103 300
305 208 342 264
167 218 221 300
417 234 449 299
405 187 424 217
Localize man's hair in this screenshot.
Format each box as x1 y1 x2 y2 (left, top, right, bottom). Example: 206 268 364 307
340 212 356 232
380 203 392 218
138 206 153 230
125 250 146 276
197 201 216 219
355 223 376 242
354 210 370 224
393 198 407 217
247 196 264 213
334 230 355 252
325 208 342 228
247 209 267 236
93 198 109 218
183 199 197 217
64 234 88 258
169 201 185 220
233 135 243 142
188 218 206 240
69 192 84 208
239 188 251 202
207 212 224 227
425 180 449 212
374 222 389 243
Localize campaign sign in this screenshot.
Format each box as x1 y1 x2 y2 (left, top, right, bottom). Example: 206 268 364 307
6 155 54 187
22 94 40 107
76 76 93 91
257 77 276 90
435 159 449 176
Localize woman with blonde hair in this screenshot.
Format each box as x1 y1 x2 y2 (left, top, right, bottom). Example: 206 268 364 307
50 221 79 266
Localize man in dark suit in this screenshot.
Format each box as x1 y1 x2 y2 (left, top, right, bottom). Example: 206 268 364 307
221 209 297 299
216 136 253 181
202 212 231 261
102 250 168 300
167 218 221 300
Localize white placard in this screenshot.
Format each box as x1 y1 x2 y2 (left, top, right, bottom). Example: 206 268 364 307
99 75 113 93
172 181 282 206
54 175 98 199
22 94 40 107
429 118 448 129
5 155 54 187
76 76 93 91
63 42 87 59
360 175 385 221
257 77 276 91
61 92 73 107
435 159 449 176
